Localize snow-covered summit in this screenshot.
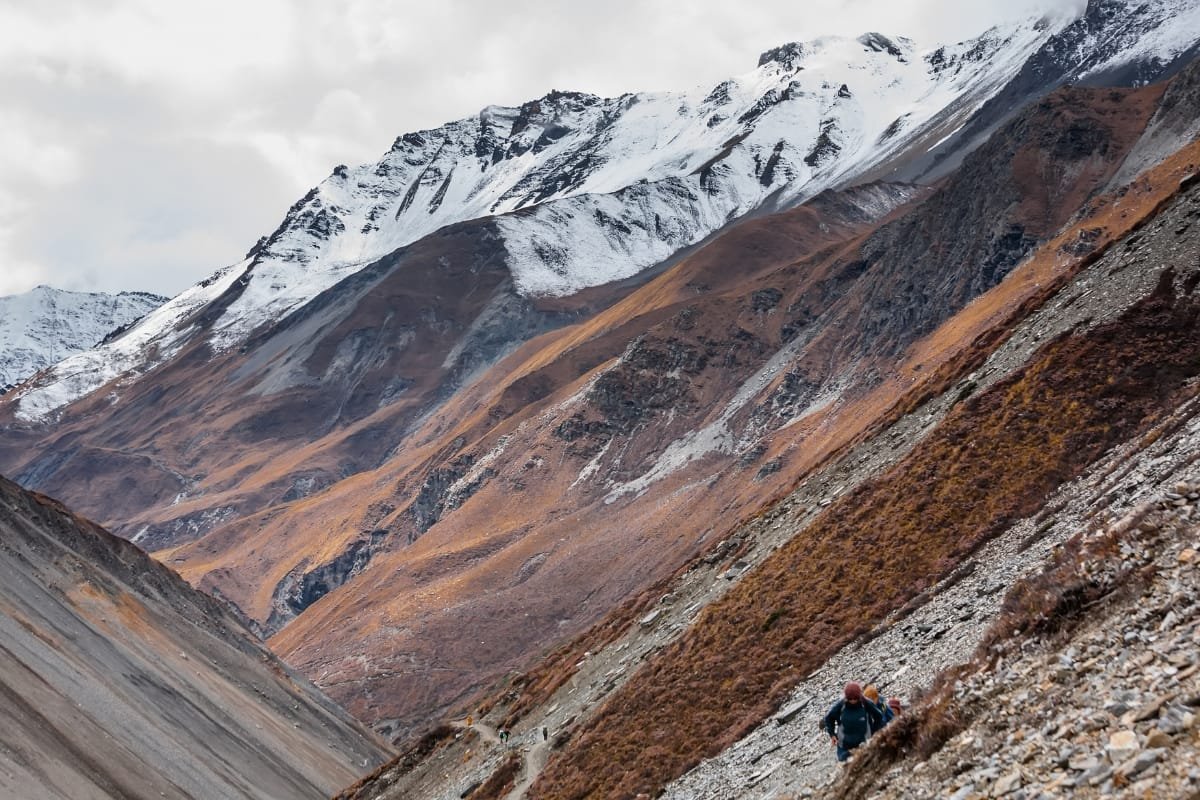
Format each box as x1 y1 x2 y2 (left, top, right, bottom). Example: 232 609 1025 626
0 286 166 390
9 0 1199 423
214 17 1057 344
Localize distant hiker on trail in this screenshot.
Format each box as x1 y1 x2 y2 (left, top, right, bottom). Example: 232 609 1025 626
499 728 509 746
864 684 893 724
823 681 883 762
466 715 473 727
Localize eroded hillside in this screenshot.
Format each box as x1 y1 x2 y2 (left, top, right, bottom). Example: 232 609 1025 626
0 476 390 799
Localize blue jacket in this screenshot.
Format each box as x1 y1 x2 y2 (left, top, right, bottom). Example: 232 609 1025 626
823 698 883 748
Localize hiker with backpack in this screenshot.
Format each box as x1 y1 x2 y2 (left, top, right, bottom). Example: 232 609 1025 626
823 681 884 762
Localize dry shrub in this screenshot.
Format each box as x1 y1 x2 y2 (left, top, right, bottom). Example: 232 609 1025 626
828 508 1163 799
467 753 523 800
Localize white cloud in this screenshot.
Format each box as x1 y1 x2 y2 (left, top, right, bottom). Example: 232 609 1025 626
0 111 81 187
0 0 1086 299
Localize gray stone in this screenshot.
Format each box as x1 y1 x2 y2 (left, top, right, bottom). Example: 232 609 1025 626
1158 707 1197 734
774 699 809 725
1079 764 1112 786
638 608 663 627
993 770 1022 795
1123 696 1165 724
1067 755 1101 771
1115 747 1163 779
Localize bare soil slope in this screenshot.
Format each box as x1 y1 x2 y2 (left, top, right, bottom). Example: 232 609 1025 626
0 475 390 800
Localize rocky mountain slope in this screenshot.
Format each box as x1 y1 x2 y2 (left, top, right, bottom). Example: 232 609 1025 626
0 285 165 390
0 474 390 799
0 0 1198 773
841 486 1200 799
342 122 1200 800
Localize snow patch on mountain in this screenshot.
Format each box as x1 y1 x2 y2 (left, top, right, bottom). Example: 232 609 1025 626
0 286 166 389
1074 0 1200 81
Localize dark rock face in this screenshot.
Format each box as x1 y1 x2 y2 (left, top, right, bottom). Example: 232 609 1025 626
857 32 906 60
831 83 1158 364
804 126 841 167
267 529 390 632
555 337 711 453
757 42 805 69
759 141 787 187
403 454 476 536
751 288 784 312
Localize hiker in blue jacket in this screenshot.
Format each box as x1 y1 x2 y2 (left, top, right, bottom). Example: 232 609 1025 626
823 681 884 762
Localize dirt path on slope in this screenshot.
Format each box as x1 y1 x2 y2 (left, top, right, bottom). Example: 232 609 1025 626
506 736 550 800
452 718 502 746
453 718 548 799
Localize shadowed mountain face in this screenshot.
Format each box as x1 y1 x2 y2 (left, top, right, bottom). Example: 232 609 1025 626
0 6 1197 752
0 475 390 800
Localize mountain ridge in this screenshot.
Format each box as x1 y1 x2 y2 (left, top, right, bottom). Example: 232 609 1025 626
8 13 1071 421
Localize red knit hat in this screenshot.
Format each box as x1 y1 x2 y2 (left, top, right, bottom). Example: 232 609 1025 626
888 697 902 712
844 681 863 701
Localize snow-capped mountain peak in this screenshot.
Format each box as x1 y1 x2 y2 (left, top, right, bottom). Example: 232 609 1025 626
10 0 1199 423
0 286 167 390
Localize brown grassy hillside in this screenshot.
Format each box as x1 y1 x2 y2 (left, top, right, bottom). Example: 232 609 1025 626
529 268 1200 798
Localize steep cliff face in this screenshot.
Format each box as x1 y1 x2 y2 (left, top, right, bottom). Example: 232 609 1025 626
0 475 390 800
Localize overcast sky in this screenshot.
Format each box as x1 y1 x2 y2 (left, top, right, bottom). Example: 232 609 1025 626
0 0 1084 299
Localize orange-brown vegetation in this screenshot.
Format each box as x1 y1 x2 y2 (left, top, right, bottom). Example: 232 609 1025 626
529 271 1200 799
828 500 1166 799
466 753 523 800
